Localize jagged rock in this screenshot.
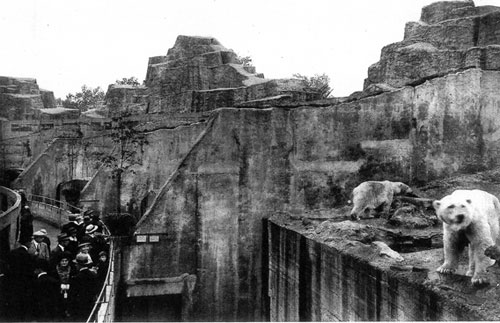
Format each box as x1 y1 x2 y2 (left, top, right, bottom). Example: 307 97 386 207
143 35 318 114
372 241 404 262
388 204 438 229
363 2 500 91
0 76 56 120
106 84 149 116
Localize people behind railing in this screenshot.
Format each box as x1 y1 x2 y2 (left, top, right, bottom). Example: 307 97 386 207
2 208 110 322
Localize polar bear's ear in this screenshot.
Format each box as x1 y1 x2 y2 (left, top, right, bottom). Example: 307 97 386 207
432 200 441 210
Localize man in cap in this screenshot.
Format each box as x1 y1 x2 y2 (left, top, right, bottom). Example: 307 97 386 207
29 230 50 261
50 232 72 267
69 253 98 320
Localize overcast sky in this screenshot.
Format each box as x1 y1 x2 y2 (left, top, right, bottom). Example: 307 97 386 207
1 0 497 99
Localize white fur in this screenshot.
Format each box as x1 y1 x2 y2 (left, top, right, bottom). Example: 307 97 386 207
433 189 500 285
350 180 412 220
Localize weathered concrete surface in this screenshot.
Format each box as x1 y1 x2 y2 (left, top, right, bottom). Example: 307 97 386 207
13 137 107 198
105 84 149 115
79 122 207 217
267 215 500 321
128 68 500 321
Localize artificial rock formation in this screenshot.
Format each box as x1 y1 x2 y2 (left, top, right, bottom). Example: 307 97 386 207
364 0 500 92
144 35 318 114
0 76 56 120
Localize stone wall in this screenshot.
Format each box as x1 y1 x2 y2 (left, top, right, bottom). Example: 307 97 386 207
13 137 107 199
79 122 207 217
266 218 490 321
129 68 500 321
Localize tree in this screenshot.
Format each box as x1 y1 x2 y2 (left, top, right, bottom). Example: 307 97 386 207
62 85 105 111
235 54 253 68
115 77 141 86
293 73 333 99
93 112 148 231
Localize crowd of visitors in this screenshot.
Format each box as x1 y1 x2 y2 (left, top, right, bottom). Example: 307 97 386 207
0 196 110 322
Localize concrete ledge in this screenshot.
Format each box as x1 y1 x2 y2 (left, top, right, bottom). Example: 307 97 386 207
126 273 196 297
267 214 500 321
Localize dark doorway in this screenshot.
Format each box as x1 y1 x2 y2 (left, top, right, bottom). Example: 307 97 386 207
56 179 88 212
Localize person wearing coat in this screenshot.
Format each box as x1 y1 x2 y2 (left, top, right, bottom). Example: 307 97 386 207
19 205 34 244
33 259 62 321
50 232 72 268
69 253 98 321
6 238 35 321
28 230 50 261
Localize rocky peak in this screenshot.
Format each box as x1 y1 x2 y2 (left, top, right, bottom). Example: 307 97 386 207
0 76 56 120
140 35 319 114
166 35 234 61
362 0 500 96
420 0 475 24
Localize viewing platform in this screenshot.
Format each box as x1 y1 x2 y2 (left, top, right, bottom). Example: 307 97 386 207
0 189 118 323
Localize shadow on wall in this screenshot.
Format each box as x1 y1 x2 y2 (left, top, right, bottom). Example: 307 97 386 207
56 179 88 212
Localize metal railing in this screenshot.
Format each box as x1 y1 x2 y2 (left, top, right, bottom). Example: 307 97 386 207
86 236 119 323
27 194 83 229
26 194 117 323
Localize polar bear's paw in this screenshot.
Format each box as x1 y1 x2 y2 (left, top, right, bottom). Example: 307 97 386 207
471 273 490 285
436 264 456 274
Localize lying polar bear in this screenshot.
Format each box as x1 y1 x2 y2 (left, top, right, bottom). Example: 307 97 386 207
350 180 414 220
433 189 500 285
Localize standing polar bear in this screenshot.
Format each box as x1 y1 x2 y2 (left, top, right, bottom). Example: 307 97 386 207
350 180 414 220
433 189 500 285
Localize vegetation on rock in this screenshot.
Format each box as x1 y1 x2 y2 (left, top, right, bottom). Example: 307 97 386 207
293 73 333 99
62 85 105 111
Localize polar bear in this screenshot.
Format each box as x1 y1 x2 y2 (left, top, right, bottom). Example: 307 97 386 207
433 189 500 285
350 180 414 220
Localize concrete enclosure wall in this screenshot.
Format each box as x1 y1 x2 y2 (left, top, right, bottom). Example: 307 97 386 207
266 219 482 321
130 68 500 321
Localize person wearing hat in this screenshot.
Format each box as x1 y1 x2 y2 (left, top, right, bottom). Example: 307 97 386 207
33 258 62 321
63 226 79 257
55 251 74 318
50 233 72 268
96 250 109 284
29 230 50 261
69 253 98 320
77 238 95 264
62 214 85 240
39 228 51 250
19 204 34 244
85 224 107 261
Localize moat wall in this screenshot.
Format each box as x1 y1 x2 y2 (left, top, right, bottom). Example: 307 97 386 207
265 218 487 321
128 68 500 321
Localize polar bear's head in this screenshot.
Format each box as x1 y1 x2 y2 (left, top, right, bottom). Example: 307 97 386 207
391 182 413 195
433 195 473 231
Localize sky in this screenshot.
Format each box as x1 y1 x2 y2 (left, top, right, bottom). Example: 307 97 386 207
1 0 498 99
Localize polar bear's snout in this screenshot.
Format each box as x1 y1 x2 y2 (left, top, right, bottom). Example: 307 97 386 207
455 214 465 224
